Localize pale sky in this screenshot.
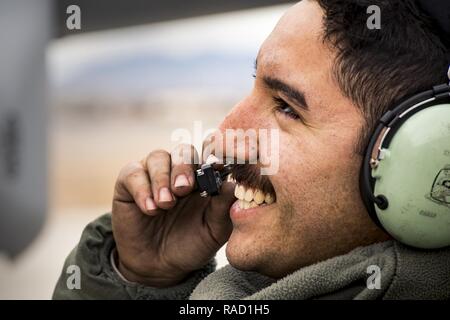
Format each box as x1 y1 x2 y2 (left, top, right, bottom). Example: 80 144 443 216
47 4 292 85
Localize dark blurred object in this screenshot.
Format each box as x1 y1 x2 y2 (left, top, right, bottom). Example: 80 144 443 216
0 0 50 257
56 0 293 37
0 0 289 257
416 0 450 68
416 0 450 37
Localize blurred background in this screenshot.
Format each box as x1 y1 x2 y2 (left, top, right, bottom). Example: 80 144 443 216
0 0 293 299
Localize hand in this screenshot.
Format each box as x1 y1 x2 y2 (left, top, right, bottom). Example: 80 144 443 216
111 144 235 287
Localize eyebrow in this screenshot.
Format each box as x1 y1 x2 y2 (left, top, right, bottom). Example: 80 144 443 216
263 76 309 111
254 59 309 110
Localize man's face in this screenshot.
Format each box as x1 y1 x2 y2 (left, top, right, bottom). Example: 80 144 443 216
219 0 388 278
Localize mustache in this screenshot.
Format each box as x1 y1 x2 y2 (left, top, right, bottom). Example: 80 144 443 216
230 164 275 196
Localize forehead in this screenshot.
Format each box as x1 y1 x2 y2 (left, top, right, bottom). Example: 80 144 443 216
258 1 333 91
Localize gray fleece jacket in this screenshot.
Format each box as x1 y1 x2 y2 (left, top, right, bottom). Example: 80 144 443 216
52 214 450 300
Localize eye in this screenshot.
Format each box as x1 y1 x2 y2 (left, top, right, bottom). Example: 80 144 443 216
273 97 304 122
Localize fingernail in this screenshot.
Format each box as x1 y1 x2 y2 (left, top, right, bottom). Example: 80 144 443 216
159 187 173 202
145 197 157 211
174 174 190 188
206 154 220 165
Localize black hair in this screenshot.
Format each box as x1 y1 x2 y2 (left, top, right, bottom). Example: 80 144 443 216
314 0 449 154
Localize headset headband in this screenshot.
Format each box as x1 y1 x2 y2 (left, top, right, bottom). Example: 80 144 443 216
360 84 450 230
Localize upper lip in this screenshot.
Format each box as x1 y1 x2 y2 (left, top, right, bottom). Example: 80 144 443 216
229 164 276 200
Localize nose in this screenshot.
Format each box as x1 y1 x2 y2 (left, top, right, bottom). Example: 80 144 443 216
219 95 259 132
210 95 268 164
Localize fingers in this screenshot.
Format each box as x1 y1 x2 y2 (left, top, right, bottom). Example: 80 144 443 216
145 150 176 210
170 144 198 197
205 181 236 243
207 181 236 225
116 144 202 214
115 161 159 215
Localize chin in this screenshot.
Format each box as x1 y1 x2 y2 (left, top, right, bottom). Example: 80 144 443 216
225 230 262 272
225 225 311 278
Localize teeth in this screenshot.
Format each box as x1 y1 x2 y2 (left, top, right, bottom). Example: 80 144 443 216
234 185 240 198
254 190 265 205
244 188 254 202
265 193 274 205
234 183 275 209
234 185 245 200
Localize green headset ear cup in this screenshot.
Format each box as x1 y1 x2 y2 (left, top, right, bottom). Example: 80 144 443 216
372 104 450 249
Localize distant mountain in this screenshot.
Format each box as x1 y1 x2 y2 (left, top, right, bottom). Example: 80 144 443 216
56 51 256 98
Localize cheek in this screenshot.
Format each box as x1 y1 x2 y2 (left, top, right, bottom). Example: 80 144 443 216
270 136 311 207
271 129 363 214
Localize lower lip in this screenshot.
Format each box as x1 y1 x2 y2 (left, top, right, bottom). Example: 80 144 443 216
229 199 275 222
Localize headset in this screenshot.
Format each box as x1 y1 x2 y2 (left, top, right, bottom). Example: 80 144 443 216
358 0 450 250
360 79 450 249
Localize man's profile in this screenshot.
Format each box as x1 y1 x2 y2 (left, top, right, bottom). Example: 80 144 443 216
53 0 450 300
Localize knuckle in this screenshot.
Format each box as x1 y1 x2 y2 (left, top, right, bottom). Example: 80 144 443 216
118 161 142 180
148 149 170 160
152 174 170 188
126 166 145 181
133 189 148 201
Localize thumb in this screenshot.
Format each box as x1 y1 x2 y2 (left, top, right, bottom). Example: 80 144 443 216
205 181 236 241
